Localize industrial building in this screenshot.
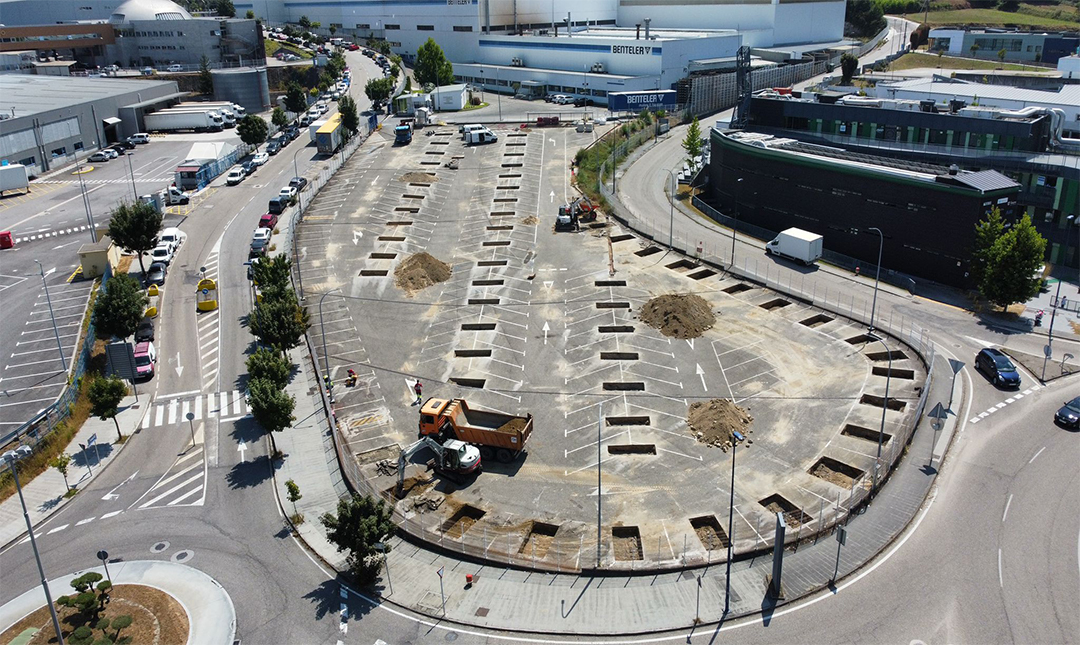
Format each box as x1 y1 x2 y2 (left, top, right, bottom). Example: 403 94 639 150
928 29 1079 65
0 75 181 175
706 130 1022 289
744 90 1080 268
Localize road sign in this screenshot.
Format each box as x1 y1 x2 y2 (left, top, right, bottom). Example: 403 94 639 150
948 359 965 375
836 525 847 546
87 434 97 446
1044 344 1052 358
97 549 108 561
437 566 444 578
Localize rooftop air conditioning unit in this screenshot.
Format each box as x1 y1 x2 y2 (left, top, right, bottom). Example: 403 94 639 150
591 62 605 74
511 57 524 67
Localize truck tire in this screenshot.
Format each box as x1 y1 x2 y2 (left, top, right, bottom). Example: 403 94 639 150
479 446 494 460
496 449 513 463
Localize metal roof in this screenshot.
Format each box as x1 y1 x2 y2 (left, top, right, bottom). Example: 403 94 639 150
878 77 1080 107
942 169 1022 193
0 75 178 119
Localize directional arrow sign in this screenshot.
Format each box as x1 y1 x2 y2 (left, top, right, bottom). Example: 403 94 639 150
174 352 183 377
696 364 707 391
549 138 556 146
352 230 363 245
371 175 379 185
543 281 554 289
550 190 555 203
237 441 247 463
101 471 138 501
543 321 550 345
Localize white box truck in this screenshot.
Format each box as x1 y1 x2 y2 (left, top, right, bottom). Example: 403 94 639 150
145 110 223 133
160 107 234 128
464 128 498 145
309 119 328 142
0 163 30 196
765 228 823 265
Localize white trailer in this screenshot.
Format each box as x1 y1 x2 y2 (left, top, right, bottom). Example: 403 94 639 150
160 107 234 127
765 228 823 265
0 164 30 196
145 110 223 133
309 119 328 142
175 101 245 117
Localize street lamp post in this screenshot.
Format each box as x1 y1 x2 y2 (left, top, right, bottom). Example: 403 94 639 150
495 66 502 121
730 178 743 270
666 169 678 248
73 148 97 243
318 289 341 384
125 151 137 200
2 447 66 645
34 260 67 370
869 334 892 494
724 430 742 615
479 67 485 103
291 148 305 215
867 227 884 333
1042 214 1076 381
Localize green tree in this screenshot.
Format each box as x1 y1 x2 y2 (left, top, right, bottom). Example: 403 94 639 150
329 25 337 36
979 214 1047 310
198 55 213 95
249 289 310 354
248 376 295 432
414 37 454 87
93 275 148 340
997 0 1019 11
106 201 162 275
844 0 886 37
364 77 394 103
215 0 235 17
109 615 134 644
237 114 269 151
972 206 1005 286
311 21 321 30
272 106 288 128
299 15 312 29
840 52 859 84
997 48 1007 66
50 453 72 491
246 347 291 389
56 572 111 623
970 42 980 58
89 376 129 441
328 51 346 78
681 116 703 164
245 9 254 18
251 253 292 291
284 81 308 115
320 494 396 584
338 95 359 139
285 478 303 517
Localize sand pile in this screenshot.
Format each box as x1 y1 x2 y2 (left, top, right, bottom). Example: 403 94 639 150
497 418 527 433
394 252 452 294
687 399 753 451
639 294 715 339
399 171 439 184
521 215 539 225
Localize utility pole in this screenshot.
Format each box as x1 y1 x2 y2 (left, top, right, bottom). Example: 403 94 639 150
34 261 67 370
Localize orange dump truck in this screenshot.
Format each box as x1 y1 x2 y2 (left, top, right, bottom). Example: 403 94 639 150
419 397 533 463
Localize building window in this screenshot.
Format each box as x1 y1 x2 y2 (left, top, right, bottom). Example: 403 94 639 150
73 141 84 151
330 23 342 29
18 156 35 166
453 25 473 32
417 25 434 31
50 146 66 157
385 24 399 30
357 23 370 29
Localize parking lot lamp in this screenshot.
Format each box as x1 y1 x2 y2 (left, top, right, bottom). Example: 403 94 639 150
34 260 67 370
126 151 137 200
2 446 66 645
868 333 892 495
730 178 743 269
666 169 678 248
318 288 341 382
868 227 884 333
724 429 743 615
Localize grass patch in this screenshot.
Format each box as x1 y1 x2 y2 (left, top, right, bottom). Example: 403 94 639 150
265 39 313 60
920 8 1080 28
461 101 489 112
887 52 1036 72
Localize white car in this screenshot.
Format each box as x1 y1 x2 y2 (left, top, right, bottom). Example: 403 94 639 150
102 148 119 159
252 227 272 243
553 94 572 104
251 152 269 166
88 151 110 162
226 168 246 186
128 133 151 144
278 186 298 200
166 64 183 73
150 244 175 265
159 227 186 250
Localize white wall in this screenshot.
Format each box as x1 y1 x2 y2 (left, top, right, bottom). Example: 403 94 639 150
773 1 843 45
1057 55 1079 80
928 29 965 54
486 0 617 29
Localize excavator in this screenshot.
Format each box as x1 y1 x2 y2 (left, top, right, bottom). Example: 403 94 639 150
554 196 597 232
396 436 481 493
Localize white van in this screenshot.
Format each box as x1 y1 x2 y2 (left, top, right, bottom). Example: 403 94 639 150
465 129 498 145
459 124 485 140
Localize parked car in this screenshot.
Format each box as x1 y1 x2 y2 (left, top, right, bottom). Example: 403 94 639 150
226 167 246 186
102 148 120 160
150 244 175 265
251 152 269 166
242 160 257 176
289 176 308 191
141 67 155 76
249 235 269 257
279 186 297 199
1055 396 1080 427
259 212 279 230
252 227 272 244
159 227 185 250
110 140 136 150
146 261 168 286
128 133 151 145
88 151 110 162
267 196 288 215
975 347 1021 388
266 140 282 155
573 97 595 107
133 341 157 379
166 64 183 73
134 318 155 343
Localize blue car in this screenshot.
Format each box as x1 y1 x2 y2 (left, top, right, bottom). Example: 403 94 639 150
975 348 1021 388
1055 396 1080 428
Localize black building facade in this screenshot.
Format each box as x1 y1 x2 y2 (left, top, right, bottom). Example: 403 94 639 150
708 130 1022 289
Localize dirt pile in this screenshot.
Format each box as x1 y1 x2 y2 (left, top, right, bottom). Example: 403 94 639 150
521 215 539 225
394 252 452 294
497 418 527 434
639 294 715 339
399 171 439 184
687 398 753 451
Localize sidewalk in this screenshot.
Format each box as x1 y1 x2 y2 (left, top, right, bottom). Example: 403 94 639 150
0 396 147 549
0 560 235 645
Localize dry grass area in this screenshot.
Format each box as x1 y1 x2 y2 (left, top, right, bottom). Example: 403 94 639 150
887 52 1033 72
0 584 189 645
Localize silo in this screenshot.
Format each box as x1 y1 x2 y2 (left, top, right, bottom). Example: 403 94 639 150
211 67 270 115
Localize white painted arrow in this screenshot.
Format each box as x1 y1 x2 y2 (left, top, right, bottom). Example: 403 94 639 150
543 321 550 345
686 338 694 350
550 190 555 203
237 441 247 463
101 471 139 501
174 352 183 377
549 138 556 146
371 175 379 185
543 280 554 289
696 363 707 392
352 230 363 245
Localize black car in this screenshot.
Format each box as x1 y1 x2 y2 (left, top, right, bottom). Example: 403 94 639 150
109 140 136 151
283 126 299 141
267 196 288 215
134 318 155 342
146 261 167 286
242 160 257 176
573 97 595 107
289 176 308 190
249 237 269 257
267 139 282 155
1055 396 1080 428
975 347 1021 388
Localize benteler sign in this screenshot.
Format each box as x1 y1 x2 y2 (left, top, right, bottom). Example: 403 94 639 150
608 90 678 111
611 45 653 55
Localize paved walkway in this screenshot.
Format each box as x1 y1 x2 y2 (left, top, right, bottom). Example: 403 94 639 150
0 560 235 645
0 396 148 549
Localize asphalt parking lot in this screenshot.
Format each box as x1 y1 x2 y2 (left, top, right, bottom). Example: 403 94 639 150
297 123 928 570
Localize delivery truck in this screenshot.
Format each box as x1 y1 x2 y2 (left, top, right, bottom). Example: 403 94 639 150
175 101 245 117
308 118 328 143
0 163 30 196
315 113 343 154
464 128 498 145
159 107 234 127
145 110 223 133
765 227 823 265
418 398 533 463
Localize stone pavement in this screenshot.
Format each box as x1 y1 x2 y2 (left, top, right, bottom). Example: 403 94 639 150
0 396 148 549
0 560 235 645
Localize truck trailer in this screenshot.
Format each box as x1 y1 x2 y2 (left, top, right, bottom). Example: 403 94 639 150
316 113 343 154
145 110 223 133
765 227 823 265
419 398 533 463
159 106 234 127
175 101 245 117
0 164 30 196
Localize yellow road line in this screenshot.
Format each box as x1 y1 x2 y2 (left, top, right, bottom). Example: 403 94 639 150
66 267 83 283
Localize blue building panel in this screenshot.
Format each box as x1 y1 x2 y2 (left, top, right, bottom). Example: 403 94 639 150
608 90 677 111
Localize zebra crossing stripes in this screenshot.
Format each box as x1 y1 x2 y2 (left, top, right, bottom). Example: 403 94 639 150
35 177 174 185
137 446 206 509
143 390 250 429
14 225 93 244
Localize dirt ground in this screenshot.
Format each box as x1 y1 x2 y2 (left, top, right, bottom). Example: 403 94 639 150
496 418 527 433
521 215 539 225
399 171 438 184
638 294 716 339
0 584 189 645
810 462 854 489
520 530 555 558
612 531 643 561
394 252 452 294
687 398 754 451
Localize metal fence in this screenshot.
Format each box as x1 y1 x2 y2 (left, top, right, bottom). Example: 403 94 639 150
1 265 109 452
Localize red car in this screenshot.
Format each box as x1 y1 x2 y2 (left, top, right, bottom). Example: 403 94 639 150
259 212 279 230
347 43 359 51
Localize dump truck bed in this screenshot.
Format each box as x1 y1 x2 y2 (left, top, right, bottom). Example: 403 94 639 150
443 399 533 452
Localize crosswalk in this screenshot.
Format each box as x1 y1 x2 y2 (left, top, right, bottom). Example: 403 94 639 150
143 390 250 429
13 224 94 244
36 176 174 185
136 446 206 509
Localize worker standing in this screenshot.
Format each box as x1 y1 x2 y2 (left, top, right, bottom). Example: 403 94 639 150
413 380 423 405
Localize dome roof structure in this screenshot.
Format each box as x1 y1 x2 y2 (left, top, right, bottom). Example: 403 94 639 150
109 0 193 24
